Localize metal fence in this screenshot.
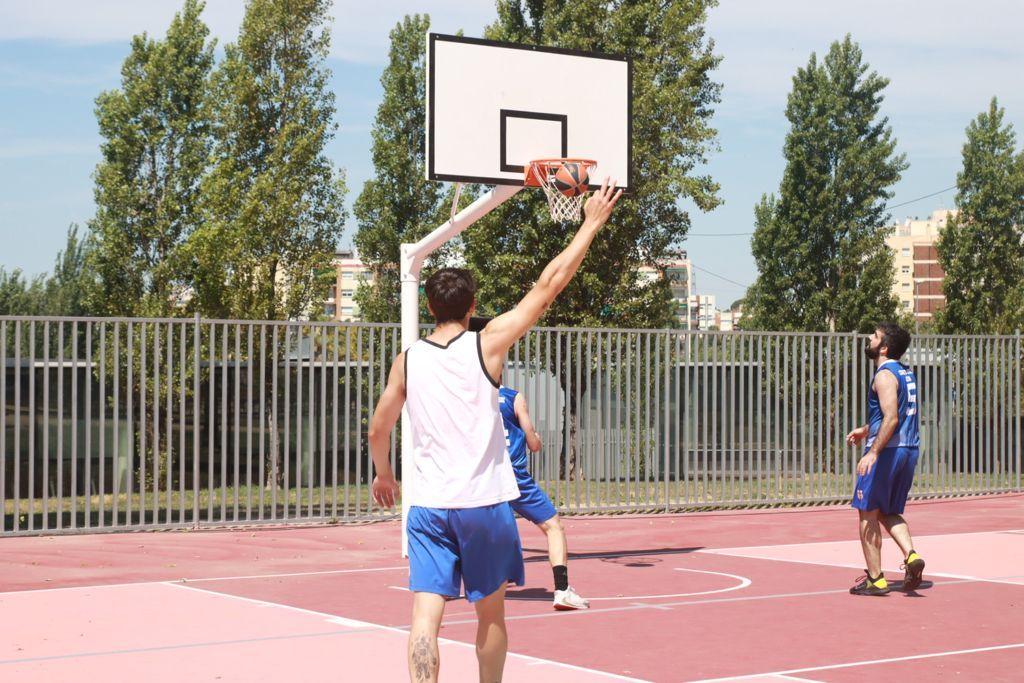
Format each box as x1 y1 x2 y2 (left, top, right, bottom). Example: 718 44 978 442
2 316 1021 535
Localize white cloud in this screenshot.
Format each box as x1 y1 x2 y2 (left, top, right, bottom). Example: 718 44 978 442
709 0 1024 117
0 0 497 63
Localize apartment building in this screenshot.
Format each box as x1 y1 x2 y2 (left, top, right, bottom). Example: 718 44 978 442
325 249 370 322
885 209 955 323
638 250 697 328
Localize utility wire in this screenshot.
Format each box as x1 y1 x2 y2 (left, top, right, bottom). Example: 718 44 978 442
690 264 750 290
686 184 958 236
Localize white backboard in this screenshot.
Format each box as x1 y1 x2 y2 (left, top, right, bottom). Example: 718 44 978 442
426 33 632 191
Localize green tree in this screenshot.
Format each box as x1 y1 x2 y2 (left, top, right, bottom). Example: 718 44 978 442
45 224 96 317
745 35 906 332
0 269 45 315
468 0 721 331
352 15 448 323
89 0 215 316
190 0 347 320
936 97 1024 334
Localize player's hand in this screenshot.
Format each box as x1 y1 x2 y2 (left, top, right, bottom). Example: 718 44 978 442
846 426 868 445
371 474 400 509
582 176 623 227
856 452 878 476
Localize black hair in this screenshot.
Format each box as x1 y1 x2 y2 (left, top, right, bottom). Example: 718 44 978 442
876 321 911 360
424 268 476 323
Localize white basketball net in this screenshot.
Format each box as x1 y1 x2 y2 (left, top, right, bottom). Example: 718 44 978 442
528 160 596 222
540 182 588 222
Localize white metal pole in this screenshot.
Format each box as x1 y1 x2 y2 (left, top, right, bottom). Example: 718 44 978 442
398 183 523 555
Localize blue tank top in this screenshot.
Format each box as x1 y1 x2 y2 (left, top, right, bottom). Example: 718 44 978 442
865 360 920 450
498 386 529 470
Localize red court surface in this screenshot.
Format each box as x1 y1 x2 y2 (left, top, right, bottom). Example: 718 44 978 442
2 494 1022 682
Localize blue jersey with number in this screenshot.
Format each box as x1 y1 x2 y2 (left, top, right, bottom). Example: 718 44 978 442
865 360 920 450
498 387 529 470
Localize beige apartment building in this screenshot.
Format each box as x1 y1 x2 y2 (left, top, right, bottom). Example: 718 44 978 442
638 250 696 328
326 249 370 322
885 209 955 323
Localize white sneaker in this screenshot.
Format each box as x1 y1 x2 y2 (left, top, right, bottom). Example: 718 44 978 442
552 586 590 610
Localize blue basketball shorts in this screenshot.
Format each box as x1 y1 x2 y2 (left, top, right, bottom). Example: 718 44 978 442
407 502 525 602
851 447 920 514
510 469 558 525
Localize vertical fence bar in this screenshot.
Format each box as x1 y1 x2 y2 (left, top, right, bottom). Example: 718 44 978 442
13 321 22 532
247 324 255 521
177 323 185 525
353 327 363 517
0 320 6 534
219 324 228 521
206 323 215 523
41 322 51 531
151 322 160 525
342 326 351 518
192 316 201 527
258 323 266 520
295 325 305 520
27 322 36 531
1016 331 1021 492
331 326 339 520
98 322 107 528
233 325 241 522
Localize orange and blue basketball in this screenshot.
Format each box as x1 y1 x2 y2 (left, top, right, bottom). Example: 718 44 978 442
550 161 589 197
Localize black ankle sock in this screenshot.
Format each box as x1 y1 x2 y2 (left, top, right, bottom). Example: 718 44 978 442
869 572 884 583
553 565 569 592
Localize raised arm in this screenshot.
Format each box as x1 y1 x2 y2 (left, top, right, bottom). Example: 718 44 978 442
514 392 542 453
369 352 405 508
480 177 622 374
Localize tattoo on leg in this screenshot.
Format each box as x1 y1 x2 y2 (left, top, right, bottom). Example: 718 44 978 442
411 633 438 682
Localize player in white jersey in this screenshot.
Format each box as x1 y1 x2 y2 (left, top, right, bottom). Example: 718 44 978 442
369 177 622 683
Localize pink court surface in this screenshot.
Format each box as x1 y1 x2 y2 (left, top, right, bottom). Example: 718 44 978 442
2 494 1022 682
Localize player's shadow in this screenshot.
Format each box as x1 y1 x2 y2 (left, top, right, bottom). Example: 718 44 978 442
893 579 934 596
505 587 556 600
521 546 704 568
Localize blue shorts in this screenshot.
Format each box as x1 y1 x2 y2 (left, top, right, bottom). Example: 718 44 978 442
851 447 919 514
510 470 557 525
407 502 525 602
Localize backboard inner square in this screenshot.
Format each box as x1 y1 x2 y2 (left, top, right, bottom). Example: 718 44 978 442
501 111 567 173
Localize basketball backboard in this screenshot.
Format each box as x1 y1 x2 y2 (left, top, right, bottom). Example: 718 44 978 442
426 33 632 191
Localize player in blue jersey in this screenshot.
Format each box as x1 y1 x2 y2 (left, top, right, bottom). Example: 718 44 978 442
499 385 590 610
846 322 926 595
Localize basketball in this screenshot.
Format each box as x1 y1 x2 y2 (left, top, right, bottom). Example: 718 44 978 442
550 161 589 197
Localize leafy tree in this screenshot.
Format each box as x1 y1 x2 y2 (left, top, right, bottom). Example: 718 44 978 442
190 0 347 321
89 0 215 317
45 224 96 317
744 35 905 333
936 97 1024 334
0 269 45 315
468 0 720 331
352 15 448 323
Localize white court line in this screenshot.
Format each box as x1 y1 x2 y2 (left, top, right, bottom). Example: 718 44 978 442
702 528 1024 554
701 529 1024 586
184 565 407 582
172 582 651 682
0 564 408 596
688 642 1024 682
405 568 754 603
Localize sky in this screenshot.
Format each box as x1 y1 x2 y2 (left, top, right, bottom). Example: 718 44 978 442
1 0 1022 310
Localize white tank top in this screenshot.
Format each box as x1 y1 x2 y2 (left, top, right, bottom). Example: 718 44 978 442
404 331 519 508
